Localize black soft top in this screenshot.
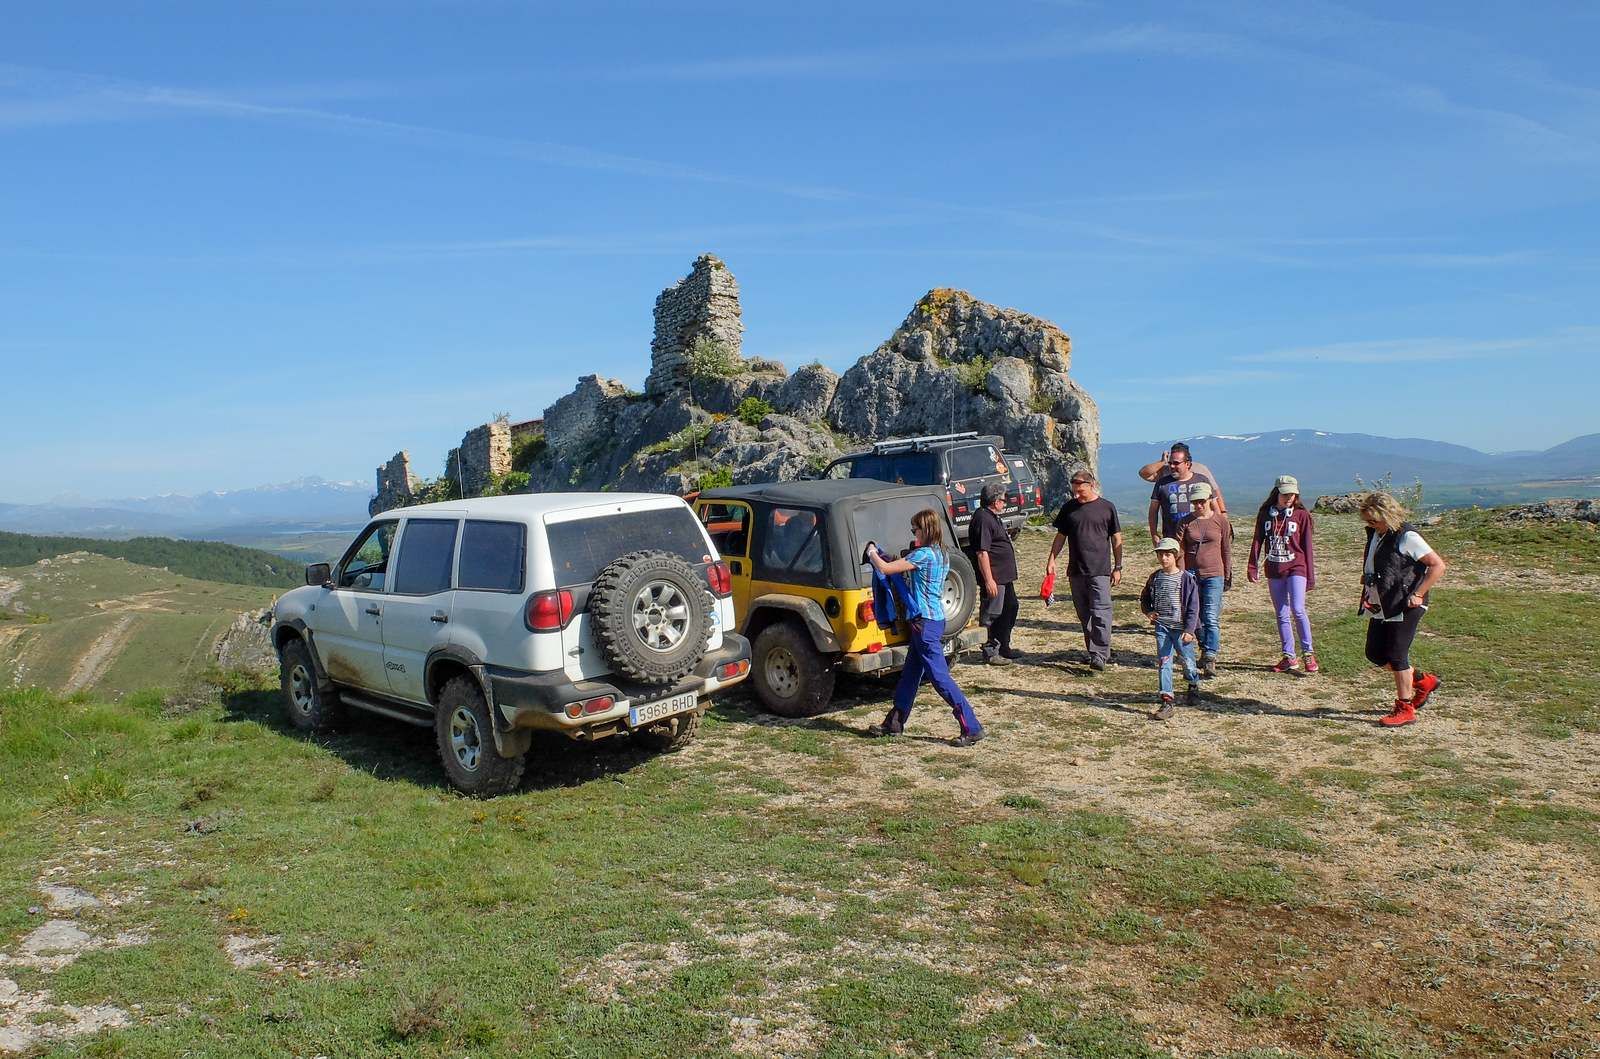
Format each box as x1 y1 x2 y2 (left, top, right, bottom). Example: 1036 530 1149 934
698 479 954 589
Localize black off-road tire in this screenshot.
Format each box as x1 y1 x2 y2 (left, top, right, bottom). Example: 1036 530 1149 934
943 549 979 633
590 550 714 686
279 638 339 731
634 709 703 753
752 621 836 718
434 676 525 798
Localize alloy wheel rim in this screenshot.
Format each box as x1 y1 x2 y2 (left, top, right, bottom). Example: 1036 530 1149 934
449 706 481 772
289 664 314 715
632 580 691 652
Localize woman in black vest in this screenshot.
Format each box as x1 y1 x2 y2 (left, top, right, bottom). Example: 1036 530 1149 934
1359 493 1447 727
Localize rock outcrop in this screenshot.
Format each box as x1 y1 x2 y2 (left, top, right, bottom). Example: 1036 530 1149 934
1494 498 1599 525
1315 492 1367 514
214 608 275 675
371 256 1100 512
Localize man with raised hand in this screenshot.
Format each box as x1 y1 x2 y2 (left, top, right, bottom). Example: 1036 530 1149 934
1144 442 1224 545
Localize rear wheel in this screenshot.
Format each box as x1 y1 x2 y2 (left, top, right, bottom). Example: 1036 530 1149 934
434 676 525 797
635 709 702 753
752 622 836 718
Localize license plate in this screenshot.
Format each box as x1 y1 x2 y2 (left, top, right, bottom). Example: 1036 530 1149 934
629 690 697 728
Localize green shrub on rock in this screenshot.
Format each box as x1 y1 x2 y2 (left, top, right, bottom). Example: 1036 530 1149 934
737 396 773 427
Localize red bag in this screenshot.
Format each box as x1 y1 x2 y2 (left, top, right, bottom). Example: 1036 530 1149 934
1040 571 1056 603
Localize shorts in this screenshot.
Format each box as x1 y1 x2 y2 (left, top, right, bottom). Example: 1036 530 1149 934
1365 609 1424 670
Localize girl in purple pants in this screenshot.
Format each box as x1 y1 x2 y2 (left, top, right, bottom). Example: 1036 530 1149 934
1247 475 1319 674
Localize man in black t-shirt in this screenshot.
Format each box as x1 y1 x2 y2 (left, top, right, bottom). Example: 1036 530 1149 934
1046 469 1124 670
972 482 1021 664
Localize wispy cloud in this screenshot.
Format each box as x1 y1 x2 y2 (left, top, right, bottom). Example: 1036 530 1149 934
0 63 854 201
1107 368 1294 388
1238 327 1600 365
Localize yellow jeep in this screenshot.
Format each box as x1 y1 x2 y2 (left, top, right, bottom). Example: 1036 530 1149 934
692 480 984 717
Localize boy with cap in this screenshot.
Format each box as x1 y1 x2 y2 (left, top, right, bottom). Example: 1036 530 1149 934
1140 538 1201 720
1177 480 1232 678
971 481 1021 665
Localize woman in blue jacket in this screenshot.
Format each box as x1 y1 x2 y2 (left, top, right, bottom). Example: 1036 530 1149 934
865 508 984 747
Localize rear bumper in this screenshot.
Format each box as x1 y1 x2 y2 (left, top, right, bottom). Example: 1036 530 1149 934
486 634 751 735
838 626 987 674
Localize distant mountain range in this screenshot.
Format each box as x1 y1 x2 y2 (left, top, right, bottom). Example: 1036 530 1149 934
0 477 371 540
1099 430 1600 512
1 432 1596 545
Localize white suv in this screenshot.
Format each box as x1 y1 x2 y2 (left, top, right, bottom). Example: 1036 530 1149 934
270 493 751 796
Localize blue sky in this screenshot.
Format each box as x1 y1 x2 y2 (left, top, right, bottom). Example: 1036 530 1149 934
2 0 1597 503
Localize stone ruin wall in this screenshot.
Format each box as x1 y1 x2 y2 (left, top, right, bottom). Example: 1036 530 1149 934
369 451 419 516
447 419 512 497
646 253 744 395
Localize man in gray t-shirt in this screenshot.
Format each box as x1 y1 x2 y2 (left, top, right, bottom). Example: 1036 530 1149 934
1145 443 1224 542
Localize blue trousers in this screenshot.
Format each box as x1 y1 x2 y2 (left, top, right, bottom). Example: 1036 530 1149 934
1155 623 1199 696
1197 575 1225 657
887 618 982 737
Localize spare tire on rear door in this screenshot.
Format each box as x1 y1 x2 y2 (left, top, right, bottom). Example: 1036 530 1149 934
589 550 714 686
942 549 978 633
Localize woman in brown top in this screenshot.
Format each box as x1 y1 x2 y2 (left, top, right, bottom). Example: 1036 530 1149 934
1178 481 1232 678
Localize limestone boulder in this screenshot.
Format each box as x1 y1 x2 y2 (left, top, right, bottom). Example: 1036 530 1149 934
772 363 840 423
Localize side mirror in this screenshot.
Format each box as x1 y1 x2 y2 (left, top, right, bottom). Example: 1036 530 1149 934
305 562 332 586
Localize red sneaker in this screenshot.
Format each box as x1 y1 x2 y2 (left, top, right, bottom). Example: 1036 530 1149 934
1271 655 1300 674
1302 653 1320 674
1411 672 1440 711
1380 699 1417 727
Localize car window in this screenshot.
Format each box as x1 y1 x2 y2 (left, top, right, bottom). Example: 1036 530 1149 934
760 507 824 576
338 522 397 591
458 520 526 593
697 502 750 557
546 507 709 587
391 519 458 596
947 443 1003 480
1007 457 1035 483
850 496 944 564
869 453 938 485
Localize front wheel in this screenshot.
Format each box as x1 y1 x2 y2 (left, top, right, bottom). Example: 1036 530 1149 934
752 622 836 718
280 639 338 731
434 676 525 797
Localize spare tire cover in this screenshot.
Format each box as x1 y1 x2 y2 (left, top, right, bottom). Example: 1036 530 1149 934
589 550 714 685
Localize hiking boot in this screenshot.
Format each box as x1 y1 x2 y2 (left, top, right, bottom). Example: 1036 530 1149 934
1089 658 1107 672
1186 682 1201 707
867 715 903 738
1271 655 1300 674
1302 653 1320 674
982 647 1013 667
1201 655 1219 679
1411 672 1440 711
1154 696 1176 721
951 730 985 748
1379 699 1417 728
999 646 1026 661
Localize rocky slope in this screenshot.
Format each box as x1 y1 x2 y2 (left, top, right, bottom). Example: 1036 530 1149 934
518 284 1099 503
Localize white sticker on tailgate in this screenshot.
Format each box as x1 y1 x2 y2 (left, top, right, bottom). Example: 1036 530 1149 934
628 690 697 728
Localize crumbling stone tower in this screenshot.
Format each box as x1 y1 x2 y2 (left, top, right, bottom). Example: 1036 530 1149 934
370 452 420 516
446 418 512 497
647 253 744 395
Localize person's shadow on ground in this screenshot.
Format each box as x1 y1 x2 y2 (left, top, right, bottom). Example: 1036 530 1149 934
982 683 1374 723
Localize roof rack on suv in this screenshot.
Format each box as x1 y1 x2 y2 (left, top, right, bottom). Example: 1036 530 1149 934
867 431 979 455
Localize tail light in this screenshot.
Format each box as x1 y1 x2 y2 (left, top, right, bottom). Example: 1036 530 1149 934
856 599 876 625
526 589 575 631
1033 485 1042 505
946 488 956 522
706 561 732 597
717 660 750 681
564 694 614 718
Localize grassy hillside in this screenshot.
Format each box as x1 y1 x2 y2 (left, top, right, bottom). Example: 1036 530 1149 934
0 530 304 589
0 553 277 698
0 511 1595 1055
